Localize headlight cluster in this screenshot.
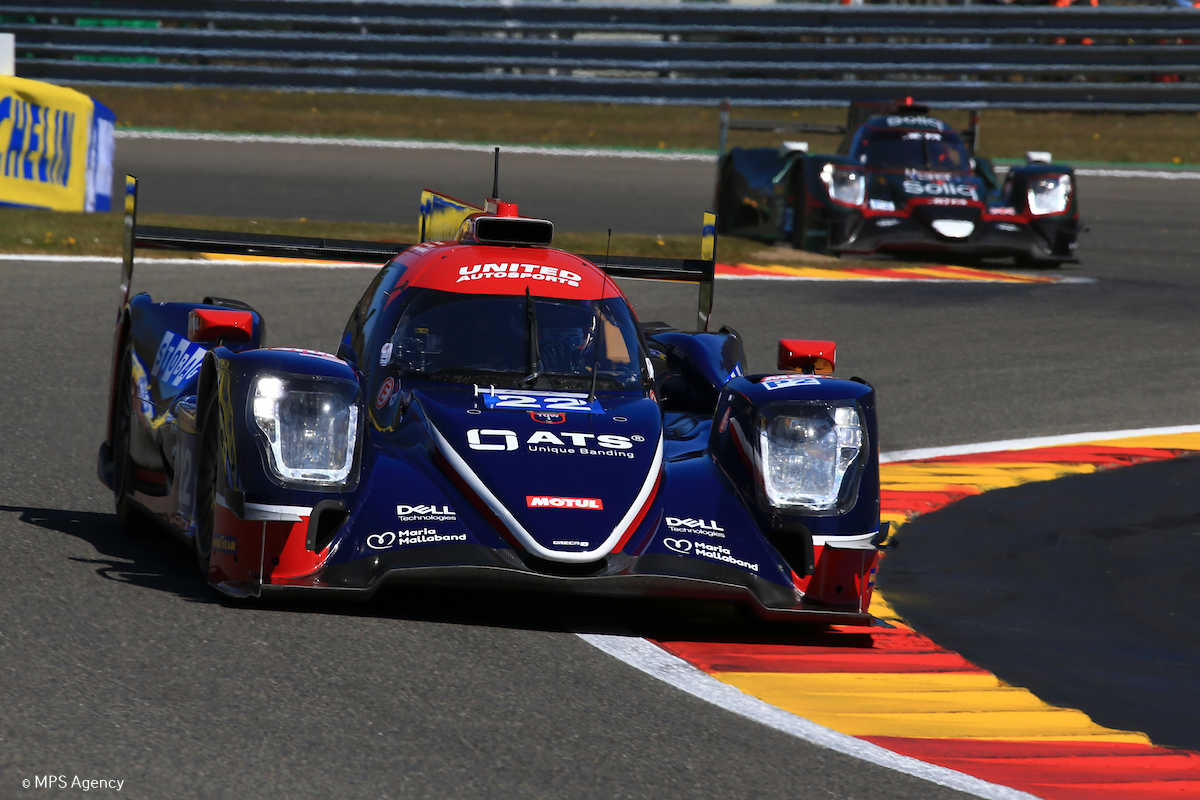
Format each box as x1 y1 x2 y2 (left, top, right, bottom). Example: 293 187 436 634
1027 173 1071 216
252 375 359 486
820 163 866 207
759 404 864 512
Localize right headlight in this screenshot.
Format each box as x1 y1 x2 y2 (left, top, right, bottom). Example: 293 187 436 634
759 403 865 513
1026 173 1071 216
820 163 866 207
252 375 359 486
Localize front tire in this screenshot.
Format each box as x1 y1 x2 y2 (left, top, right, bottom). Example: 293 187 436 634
111 348 141 532
193 406 219 577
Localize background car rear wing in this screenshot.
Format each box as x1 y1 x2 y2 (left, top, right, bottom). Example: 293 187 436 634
122 175 717 330
717 98 982 159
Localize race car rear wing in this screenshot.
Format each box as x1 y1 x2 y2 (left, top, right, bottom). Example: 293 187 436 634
119 175 406 308
122 175 717 330
580 215 716 331
716 99 846 160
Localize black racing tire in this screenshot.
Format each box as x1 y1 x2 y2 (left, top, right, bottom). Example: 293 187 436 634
715 165 738 235
111 347 143 533
1015 254 1063 270
791 197 809 251
193 405 219 577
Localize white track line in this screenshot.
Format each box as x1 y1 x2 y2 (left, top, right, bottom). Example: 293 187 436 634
116 129 1200 178
0 254 1099 285
580 423 1199 800
0 254 381 269
116 129 711 162
882 424 1200 463
577 634 1039 800
716 272 1096 284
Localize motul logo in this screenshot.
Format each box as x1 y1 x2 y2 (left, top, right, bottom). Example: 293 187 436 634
526 496 604 510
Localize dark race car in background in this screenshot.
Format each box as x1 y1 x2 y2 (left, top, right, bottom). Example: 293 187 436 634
97 173 886 624
715 100 1081 266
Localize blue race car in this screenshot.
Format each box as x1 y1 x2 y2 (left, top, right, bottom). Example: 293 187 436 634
99 174 884 624
715 100 1081 266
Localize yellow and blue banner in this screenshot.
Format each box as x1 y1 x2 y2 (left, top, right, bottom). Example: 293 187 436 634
418 189 480 243
701 211 716 261
0 76 115 212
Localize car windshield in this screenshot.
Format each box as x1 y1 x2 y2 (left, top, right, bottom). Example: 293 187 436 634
857 129 969 170
387 288 644 392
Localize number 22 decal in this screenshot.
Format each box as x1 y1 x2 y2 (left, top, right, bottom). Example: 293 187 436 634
483 393 601 413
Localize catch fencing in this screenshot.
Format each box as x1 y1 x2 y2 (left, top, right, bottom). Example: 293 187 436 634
5 1 1199 111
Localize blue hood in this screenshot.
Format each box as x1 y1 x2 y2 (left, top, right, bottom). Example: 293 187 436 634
412 384 663 563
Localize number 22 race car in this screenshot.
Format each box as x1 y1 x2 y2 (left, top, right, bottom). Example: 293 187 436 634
715 100 1081 266
98 169 884 623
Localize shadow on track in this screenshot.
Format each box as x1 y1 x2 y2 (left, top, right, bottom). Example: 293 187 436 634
0 504 217 604
879 454 1200 750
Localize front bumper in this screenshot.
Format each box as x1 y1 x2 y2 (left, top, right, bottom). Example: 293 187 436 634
229 544 874 625
828 212 1078 262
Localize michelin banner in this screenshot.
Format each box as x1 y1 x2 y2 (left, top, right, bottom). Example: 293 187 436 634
0 76 115 212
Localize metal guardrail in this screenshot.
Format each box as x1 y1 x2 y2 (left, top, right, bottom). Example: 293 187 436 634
5 1 1199 111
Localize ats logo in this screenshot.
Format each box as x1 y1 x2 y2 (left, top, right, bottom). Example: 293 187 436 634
526 496 604 510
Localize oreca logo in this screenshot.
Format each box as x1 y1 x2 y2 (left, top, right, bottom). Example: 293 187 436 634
902 180 979 201
467 429 634 450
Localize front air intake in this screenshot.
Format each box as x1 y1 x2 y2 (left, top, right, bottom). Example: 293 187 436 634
473 216 554 247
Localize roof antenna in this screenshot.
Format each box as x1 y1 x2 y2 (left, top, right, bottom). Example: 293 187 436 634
587 229 613 404
491 146 501 199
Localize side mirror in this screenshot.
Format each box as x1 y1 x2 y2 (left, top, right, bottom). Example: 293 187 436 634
778 339 836 375
188 308 254 343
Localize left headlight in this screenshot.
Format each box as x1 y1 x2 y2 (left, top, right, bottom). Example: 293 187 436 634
252 375 359 486
759 403 865 513
1027 173 1071 216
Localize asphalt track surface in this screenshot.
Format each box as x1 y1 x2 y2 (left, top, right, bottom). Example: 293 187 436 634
1 139 1197 798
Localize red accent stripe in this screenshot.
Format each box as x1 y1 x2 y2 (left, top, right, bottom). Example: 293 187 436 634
881 488 981 516
863 737 1200 799
656 627 987 674
904 445 1187 466
432 449 523 552
613 469 662 553
134 468 167 485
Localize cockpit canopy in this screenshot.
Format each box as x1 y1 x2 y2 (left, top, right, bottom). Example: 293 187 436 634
386 288 646 392
852 127 970 171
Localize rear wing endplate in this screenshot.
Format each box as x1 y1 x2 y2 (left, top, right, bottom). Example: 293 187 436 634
119 175 407 308
581 210 717 331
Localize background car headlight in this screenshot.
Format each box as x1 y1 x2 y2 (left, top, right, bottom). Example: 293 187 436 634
820 163 866 207
759 404 864 512
1027 173 1071 215
253 375 359 485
